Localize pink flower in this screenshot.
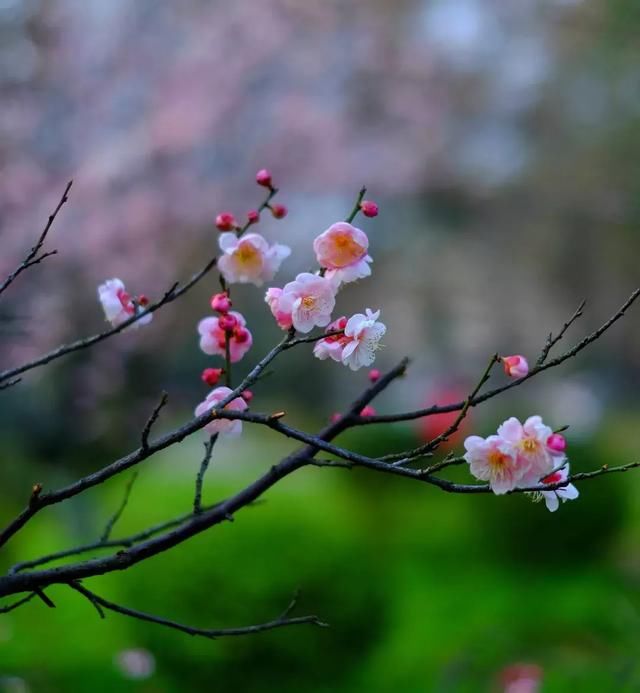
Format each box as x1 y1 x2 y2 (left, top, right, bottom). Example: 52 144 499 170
256 168 273 187
313 222 372 285
98 278 152 329
502 355 529 379
341 309 386 371
218 232 290 286
463 434 521 494
195 386 248 437
540 463 579 512
497 416 557 486
277 272 337 333
368 368 381 383
197 310 253 362
201 367 223 386
265 287 293 330
313 316 348 362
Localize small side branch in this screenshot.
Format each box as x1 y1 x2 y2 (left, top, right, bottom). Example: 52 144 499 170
69 582 327 639
100 472 139 543
0 180 72 299
193 435 218 514
0 591 37 614
536 300 586 366
141 392 169 450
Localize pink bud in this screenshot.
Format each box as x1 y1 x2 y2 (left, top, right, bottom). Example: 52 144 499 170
360 405 376 417
201 367 223 387
501 355 529 379
360 200 379 218
270 203 287 219
241 389 254 403
368 368 381 383
233 326 251 343
215 212 237 231
218 314 238 332
256 169 273 187
137 294 150 307
547 433 567 454
330 412 342 423
247 210 260 225
210 292 232 313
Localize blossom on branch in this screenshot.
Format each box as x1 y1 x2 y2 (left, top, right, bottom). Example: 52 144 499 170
540 463 579 512
218 232 291 286
341 309 385 370
501 354 529 379
98 278 152 328
313 222 372 286
197 310 253 362
264 287 293 330
463 434 522 494
195 386 248 437
313 316 348 362
497 416 557 486
276 272 337 333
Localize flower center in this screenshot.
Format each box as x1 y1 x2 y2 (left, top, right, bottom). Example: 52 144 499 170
488 450 509 470
117 289 135 315
521 438 539 453
301 295 316 309
236 242 262 271
330 232 365 267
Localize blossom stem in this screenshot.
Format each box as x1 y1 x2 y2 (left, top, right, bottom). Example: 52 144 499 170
345 186 367 224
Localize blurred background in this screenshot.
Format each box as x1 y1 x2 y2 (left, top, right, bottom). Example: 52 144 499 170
0 0 639 690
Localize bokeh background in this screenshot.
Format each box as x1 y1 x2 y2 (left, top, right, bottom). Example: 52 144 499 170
1 0 640 690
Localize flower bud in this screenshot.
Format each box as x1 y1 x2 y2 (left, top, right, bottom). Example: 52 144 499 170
218 314 238 332
256 169 273 187
215 212 237 231
270 203 287 219
210 292 232 313
501 355 529 379
368 368 381 383
360 405 376 417
241 389 254 403
233 326 251 343
330 412 342 423
246 209 260 225
137 294 150 307
201 367 223 387
360 200 379 218
547 433 567 454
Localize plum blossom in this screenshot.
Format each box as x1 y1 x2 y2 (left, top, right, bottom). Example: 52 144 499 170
313 316 348 362
264 287 293 330
546 432 567 455
277 273 337 333
218 232 290 286
540 463 579 512
497 415 557 486
502 354 529 379
463 434 521 494
313 222 372 285
341 309 386 370
98 278 152 329
197 310 252 362
195 386 248 437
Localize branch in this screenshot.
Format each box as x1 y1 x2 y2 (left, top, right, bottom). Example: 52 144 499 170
0 255 218 386
141 392 169 451
356 289 640 426
536 300 586 366
0 591 37 614
70 582 327 638
0 181 72 298
99 472 138 543
193 435 218 514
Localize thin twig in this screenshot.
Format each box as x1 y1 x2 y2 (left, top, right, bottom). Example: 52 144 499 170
100 472 139 543
141 392 169 450
69 582 327 638
193 435 218 514
0 181 72 298
536 300 586 366
345 186 366 224
0 591 37 614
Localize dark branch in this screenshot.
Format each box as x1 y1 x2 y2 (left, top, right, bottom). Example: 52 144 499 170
194 435 218 514
536 300 586 366
100 472 138 543
69 582 327 638
141 392 169 450
0 181 72 298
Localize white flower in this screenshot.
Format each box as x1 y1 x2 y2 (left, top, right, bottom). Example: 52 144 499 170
98 278 152 328
218 232 290 286
341 308 386 370
540 463 579 512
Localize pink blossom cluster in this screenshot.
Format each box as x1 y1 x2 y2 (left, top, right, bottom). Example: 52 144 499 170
463 416 578 511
